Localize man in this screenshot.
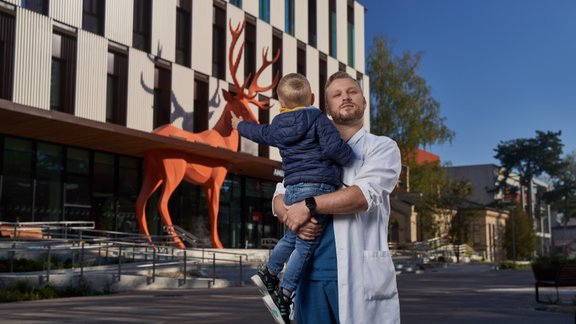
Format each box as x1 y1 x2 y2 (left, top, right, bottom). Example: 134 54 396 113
273 71 402 324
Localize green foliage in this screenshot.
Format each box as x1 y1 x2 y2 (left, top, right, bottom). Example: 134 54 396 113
367 36 454 163
0 280 104 303
494 130 564 189
504 204 537 260
543 151 576 224
532 254 576 265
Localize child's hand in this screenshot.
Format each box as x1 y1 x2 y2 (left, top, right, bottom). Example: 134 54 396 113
230 111 243 129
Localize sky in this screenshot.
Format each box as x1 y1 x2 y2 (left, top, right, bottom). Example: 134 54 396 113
359 0 576 167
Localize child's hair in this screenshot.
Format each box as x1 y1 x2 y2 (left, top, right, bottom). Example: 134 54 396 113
277 73 312 108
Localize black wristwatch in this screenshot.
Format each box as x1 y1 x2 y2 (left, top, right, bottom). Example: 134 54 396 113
305 197 317 216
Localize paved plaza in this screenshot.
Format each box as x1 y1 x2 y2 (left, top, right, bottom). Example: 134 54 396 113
0 264 573 323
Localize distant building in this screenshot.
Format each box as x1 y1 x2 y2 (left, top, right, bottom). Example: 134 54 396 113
445 164 552 256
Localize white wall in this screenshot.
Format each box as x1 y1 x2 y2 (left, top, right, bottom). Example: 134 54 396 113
75 31 107 121
12 8 51 110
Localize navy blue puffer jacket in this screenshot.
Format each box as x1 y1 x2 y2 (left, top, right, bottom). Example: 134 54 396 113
237 106 354 186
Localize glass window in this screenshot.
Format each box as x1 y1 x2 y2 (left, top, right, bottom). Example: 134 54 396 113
0 12 15 101
36 143 63 221
133 0 151 52
347 2 355 68
193 77 209 132
212 5 226 80
308 0 317 47
259 0 270 23
67 148 90 175
23 0 49 15
285 0 294 36
230 0 242 8
175 3 192 67
1 137 34 222
82 0 105 35
153 66 171 128
106 51 128 125
319 54 327 112
50 32 76 114
297 43 306 76
329 0 337 57
244 19 256 81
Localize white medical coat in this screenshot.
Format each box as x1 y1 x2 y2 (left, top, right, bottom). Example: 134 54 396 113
335 129 401 324
273 128 402 324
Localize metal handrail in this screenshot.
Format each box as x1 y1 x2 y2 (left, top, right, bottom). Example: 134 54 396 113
0 227 251 287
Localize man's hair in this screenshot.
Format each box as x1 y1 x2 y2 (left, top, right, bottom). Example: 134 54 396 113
277 73 312 108
324 71 360 92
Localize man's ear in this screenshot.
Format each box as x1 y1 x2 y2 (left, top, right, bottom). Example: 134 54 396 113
310 93 315 106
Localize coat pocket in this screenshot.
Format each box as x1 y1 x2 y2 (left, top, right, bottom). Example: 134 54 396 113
362 250 398 300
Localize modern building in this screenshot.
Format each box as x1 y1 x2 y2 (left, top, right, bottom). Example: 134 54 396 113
0 0 369 248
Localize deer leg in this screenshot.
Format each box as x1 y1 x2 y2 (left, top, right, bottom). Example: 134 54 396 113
158 159 187 249
135 157 163 244
205 172 226 249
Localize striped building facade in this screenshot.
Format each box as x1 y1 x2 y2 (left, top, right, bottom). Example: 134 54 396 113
0 0 369 248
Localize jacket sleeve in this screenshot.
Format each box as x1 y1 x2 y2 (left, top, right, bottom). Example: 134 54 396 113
316 115 354 166
353 136 402 211
237 121 275 146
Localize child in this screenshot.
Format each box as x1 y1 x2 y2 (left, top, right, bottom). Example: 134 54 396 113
231 73 353 324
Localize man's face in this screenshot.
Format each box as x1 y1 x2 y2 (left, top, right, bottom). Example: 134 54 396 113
325 77 366 125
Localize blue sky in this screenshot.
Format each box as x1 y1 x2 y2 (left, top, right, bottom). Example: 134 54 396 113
359 0 576 166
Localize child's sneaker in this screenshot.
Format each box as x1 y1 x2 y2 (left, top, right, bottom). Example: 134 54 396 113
262 289 292 324
251 266 279 297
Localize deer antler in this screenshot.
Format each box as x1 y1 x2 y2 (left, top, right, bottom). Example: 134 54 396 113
245 47 281 110
228 20 249 95
228 19 281 110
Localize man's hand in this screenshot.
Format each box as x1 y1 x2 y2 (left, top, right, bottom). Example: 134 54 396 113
295 217 323 240
230 111 243 129
285 200 312 232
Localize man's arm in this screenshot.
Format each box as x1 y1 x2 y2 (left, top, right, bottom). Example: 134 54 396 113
284 137 401 232
283 185 367 232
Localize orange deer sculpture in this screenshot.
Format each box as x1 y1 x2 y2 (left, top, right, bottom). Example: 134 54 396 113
135 19 280 249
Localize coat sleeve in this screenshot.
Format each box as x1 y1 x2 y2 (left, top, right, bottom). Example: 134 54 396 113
237 121 275 146
353 136 402 211
316 115 354 166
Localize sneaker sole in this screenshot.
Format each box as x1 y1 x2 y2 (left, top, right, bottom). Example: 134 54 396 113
262 294 288 324
251 274 272 298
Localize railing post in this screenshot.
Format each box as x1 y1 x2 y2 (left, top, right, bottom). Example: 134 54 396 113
183 250 187 284
9 243 15 273
152 248 156 283
239 255 243 286
117 246 122 282
80 241 85 279
46 244 51 284
212 253 216 286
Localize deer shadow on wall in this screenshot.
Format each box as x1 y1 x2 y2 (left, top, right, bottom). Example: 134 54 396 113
135 19 280 248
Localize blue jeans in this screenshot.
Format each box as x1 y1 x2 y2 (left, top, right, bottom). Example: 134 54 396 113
267 182 336 292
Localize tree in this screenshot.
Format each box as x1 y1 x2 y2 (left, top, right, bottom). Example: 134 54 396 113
494 130 565 218
543 151 576 225
410 161 473 242
367 36 454 164
504 204 537 260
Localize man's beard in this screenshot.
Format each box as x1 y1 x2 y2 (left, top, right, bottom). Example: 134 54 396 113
330 104 365 125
